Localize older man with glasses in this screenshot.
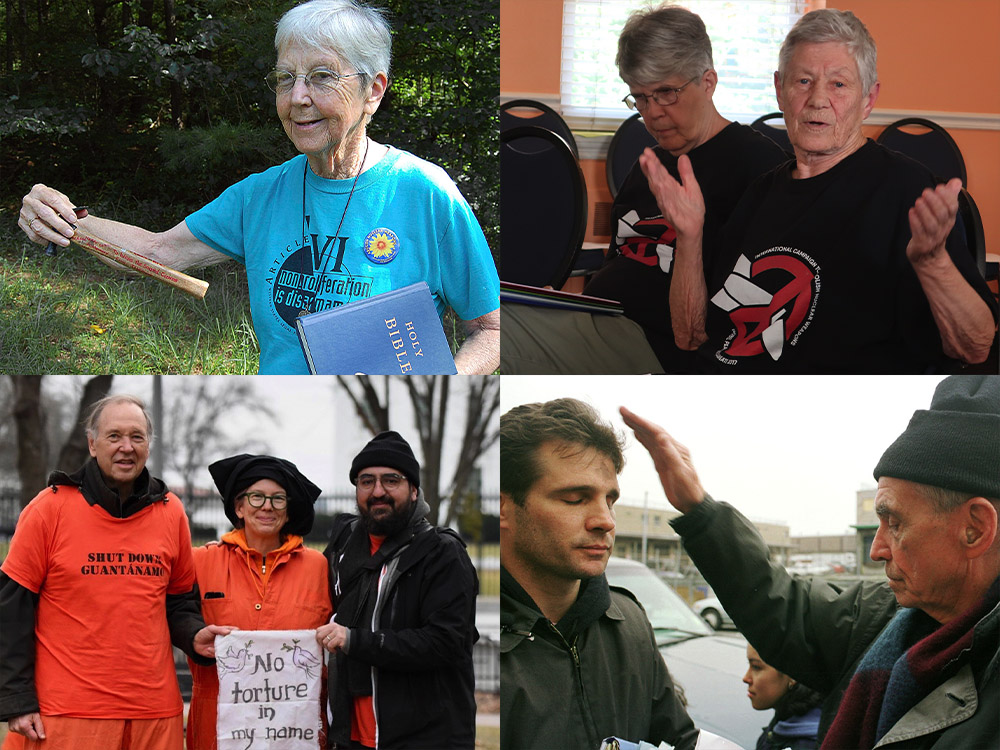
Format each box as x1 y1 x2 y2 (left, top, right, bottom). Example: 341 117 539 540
501 3 787 374
317 431 478 750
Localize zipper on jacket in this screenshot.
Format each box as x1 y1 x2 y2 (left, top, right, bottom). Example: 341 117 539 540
500 625 535 641
546 622 600 746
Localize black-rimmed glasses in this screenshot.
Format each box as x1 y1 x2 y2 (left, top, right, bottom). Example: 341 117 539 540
356 473 405 491
238 491 289 509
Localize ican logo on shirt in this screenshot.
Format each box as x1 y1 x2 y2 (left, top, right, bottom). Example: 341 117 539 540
711 247 821 364
269 229 375 329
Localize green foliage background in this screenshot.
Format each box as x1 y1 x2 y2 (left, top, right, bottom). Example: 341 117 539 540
1 0 499 256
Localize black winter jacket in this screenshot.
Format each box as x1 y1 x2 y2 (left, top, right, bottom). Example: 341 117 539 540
500 568 699 750
673 497 999 749
323 500 479 749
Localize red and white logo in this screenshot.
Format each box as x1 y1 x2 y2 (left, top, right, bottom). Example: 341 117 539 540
711 248 820 362
616 209 677 272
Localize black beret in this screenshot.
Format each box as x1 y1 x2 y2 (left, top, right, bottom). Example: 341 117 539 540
209 454 322 536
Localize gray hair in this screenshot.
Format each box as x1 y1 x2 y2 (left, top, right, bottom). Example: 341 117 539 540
913 482 1000 515
85 394 153 443
617 4 713 87
275 0 392 86
778 9 878 93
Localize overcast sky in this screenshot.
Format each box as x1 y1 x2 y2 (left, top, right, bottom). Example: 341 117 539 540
38 376 498 497
500 376 947 536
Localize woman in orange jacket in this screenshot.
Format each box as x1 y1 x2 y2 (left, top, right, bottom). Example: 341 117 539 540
186 454 332 750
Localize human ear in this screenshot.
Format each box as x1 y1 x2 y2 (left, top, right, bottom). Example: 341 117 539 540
703 69 718 95
862 81 880 118
963 497 998 557
365 72 388 115
773 71 784 112
499 492 512 531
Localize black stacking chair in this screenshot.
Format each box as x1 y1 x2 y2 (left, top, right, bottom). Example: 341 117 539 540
500 126 588 290
605 113 657 198
750 112 794 157
957 188 987 278
876 117 967 186
500 99 579 158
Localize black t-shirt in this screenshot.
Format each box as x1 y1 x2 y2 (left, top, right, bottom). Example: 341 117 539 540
699 140 996 373
584 122 788 372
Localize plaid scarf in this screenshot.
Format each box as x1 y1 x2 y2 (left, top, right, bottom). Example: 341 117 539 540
822 577 999 749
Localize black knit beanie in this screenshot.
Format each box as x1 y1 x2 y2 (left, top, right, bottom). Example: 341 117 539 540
349 431 420 488
873 376 1000 498
209 454 322 536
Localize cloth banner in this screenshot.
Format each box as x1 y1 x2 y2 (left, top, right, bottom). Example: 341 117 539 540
216 629 325 749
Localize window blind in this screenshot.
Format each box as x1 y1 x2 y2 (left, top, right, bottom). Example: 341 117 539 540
561 0 807 130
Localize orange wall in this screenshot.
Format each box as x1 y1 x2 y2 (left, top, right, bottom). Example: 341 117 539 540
501 0 1000 252
835 0 1000 252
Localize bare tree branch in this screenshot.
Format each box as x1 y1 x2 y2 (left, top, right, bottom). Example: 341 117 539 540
56 375 114 472
164 378 275 500
336 376 390 433
337 376 499 527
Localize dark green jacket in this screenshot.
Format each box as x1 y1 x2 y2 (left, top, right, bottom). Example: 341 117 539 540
673 497 999 749
500 568 698 750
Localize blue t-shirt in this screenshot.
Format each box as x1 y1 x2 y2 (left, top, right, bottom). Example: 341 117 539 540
185 147 499 374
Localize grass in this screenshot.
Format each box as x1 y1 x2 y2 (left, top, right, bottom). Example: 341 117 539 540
0 217 481 373
1 225 259 373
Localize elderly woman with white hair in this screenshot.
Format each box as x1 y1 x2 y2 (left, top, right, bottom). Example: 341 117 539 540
642 8 997 373
18 0 500 375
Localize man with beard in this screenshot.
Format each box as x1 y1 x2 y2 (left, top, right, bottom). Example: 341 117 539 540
316 431 479 749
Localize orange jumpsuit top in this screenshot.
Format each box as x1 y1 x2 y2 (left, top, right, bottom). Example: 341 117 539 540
185 529 332 750
1 485 196 719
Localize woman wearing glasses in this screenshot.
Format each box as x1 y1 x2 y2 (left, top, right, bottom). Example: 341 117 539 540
501 4 788 374
185 454 331 750
17 0 499 374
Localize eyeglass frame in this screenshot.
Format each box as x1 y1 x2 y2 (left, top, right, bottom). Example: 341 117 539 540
237 491 290 509
622 74 703 111
355 472 407 492
265 67 366 96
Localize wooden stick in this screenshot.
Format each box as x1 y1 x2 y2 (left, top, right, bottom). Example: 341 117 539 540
69 226 209 300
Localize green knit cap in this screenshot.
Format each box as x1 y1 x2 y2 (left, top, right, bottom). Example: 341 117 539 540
873 376 1000 498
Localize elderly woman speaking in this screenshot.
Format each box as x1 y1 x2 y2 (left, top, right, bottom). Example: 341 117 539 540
17 0 500 374
642 9 996 373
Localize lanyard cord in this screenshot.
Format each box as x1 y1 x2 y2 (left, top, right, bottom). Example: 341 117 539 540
298 138 370 316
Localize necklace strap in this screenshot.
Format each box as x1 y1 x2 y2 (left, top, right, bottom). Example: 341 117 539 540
298 138 371 317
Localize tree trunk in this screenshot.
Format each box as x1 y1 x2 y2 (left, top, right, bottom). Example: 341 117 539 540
56 375 114 473
12 376 47 508
337 376 390 434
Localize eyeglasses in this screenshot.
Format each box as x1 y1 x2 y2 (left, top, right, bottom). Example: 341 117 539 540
238 491 289 509
623 75 701 111
265 68 365 95
356 473 405 491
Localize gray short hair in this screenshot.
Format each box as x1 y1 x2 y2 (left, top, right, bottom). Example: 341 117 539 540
275 0 392 86
617 4 713 87
85 394 153 443
913 482 1000 515
778 9 878 93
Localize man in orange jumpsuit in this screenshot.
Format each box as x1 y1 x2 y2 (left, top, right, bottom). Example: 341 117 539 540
0 394 230 750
